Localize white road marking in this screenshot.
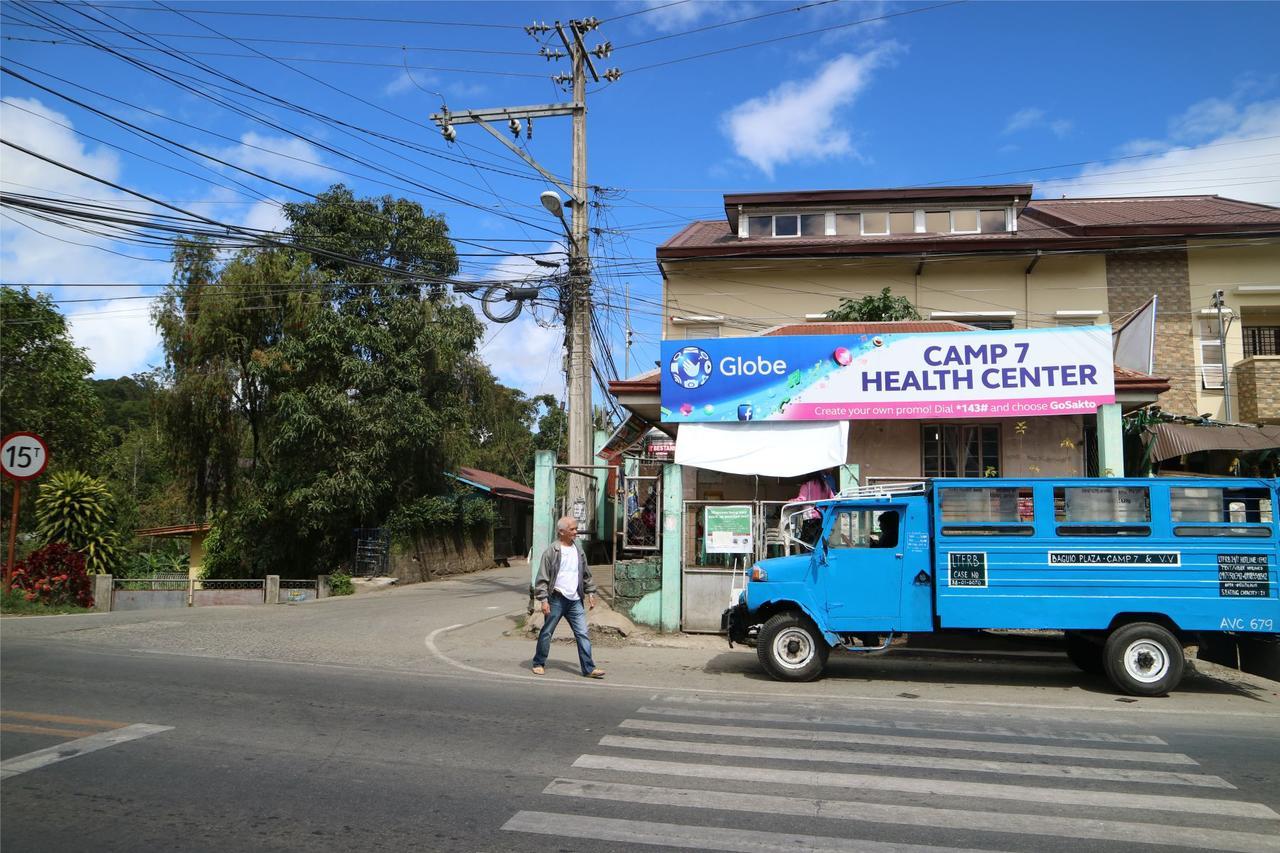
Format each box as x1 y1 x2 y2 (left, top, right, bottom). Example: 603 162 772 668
636 705 1168 744
0 724 173 781
598 734 1230 787
572 755 1279 820
545 779 1280 853
502 810 999 853
416 625 1280 718
618 718 1196 764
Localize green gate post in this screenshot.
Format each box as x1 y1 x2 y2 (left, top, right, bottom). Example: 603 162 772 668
1096 404 1125 478
531 450 556 587
594 429 609 544
838 463 860 493
660 462 683 632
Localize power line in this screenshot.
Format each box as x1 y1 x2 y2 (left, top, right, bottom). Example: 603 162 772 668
23 1 527 29
627 0 967 74
615 0 841 50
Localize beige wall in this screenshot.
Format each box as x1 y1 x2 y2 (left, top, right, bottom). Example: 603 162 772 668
1188 240 1280 421
662 254 1108 340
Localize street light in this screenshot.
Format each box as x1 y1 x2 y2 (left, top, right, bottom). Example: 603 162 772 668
540 190 570 235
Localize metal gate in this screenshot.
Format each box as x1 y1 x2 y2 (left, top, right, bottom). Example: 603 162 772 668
679 498 824 632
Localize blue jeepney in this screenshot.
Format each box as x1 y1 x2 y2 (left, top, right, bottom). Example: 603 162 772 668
722 477 1279 695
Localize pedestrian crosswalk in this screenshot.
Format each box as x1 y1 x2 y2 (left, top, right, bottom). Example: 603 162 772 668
502 696 1280 852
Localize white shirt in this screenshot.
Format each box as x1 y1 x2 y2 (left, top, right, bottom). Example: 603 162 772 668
554 543 581 600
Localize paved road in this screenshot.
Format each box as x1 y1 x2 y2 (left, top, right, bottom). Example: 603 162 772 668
3 564 1278 852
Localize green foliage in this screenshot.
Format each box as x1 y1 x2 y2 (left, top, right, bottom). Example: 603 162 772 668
1 287 106 469
199 518 242 580
118 546 189 580
825 287 921 322
153 186 540 577
2 586 90 615
10 542 94 608
34 471 119 575
387 493 499 542
327 570 354 596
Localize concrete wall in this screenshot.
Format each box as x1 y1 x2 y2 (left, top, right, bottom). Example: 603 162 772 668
662 254 1109 339
1235 356 1280 424
388 529 495 583
1188 240 1280 420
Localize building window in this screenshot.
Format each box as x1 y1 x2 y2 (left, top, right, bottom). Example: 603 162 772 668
748 216 771 237
922 424 1001 478
1056 313 1099 327
1198 316 1226 389
950 210 980 233
980 209 1007 233
889 211 916 234
683 324 719 339
800 214 825 236
861 211 889 235
925 211 950 233
1244 326 1280 356
969 318 1014 331
834 213 860 236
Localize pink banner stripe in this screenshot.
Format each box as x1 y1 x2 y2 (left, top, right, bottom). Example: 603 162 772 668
777 395 1116 421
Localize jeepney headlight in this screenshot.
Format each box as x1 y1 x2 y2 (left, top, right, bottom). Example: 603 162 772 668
750 565 768 582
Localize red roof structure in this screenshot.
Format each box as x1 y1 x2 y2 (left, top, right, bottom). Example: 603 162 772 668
453 467 534 503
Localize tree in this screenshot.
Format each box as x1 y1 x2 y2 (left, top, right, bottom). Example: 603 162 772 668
0 287 105 469
825 287 921 322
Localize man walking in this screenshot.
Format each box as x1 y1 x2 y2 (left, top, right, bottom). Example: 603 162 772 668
531 516 605 678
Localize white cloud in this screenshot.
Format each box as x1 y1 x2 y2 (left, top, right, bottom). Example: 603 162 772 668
1003 106 1072 138
216 132 334 183
721 48 891 177
67 297 162 379
628 0 754 33
467 248 566 397
1004 107 1045 134
384 70 423 97
1041 98 1280 206
242 199 289 236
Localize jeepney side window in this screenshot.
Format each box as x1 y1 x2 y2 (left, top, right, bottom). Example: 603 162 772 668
939 487 1035 536
1054 486 1151 536
828 510 898 549
1170 486 1274 536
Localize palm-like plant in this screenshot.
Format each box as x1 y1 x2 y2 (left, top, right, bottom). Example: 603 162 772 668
35 470 119 575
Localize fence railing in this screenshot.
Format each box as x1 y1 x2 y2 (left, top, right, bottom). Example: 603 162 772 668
106 575 329 612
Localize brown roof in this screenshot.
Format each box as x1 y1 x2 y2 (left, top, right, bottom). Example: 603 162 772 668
136 523 210 538
1025 196 1280 229
659 193 1280 261
454 467 534 502
723 185 1033 225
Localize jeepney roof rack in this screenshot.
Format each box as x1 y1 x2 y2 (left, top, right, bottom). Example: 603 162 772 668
834 481 928 499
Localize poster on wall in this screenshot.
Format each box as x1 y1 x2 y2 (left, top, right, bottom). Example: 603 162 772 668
704 505 754 554
661 326 1115 423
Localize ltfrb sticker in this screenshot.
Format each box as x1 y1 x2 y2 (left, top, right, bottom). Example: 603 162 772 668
948 552 987 588
1218 553 1271 598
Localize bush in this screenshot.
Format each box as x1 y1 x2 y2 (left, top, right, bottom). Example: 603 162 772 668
10 542 94 608
387 494 499 542
327 570 354 596
199 518 243 579
35 470 119 574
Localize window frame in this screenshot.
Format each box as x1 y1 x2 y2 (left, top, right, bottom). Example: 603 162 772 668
922 424 1002 479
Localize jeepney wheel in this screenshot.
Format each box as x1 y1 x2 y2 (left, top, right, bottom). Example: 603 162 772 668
1103 622 1184 697
1064 632 1105 675
758 612 829 682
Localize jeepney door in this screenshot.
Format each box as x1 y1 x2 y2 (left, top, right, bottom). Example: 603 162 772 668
819 504 906 630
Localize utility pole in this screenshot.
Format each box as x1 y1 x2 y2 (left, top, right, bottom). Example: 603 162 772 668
430 19 619 536
1213 289 1233 421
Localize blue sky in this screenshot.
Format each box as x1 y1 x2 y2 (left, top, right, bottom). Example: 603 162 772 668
2 0 1278 406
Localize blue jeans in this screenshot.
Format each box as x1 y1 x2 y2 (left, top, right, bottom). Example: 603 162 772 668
532 592 596 675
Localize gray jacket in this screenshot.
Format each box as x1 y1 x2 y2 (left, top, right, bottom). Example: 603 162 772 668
534 540 596 601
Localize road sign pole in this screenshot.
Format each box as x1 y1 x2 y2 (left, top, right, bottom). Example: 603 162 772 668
5 481 20 592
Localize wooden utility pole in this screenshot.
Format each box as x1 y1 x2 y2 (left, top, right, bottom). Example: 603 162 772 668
431 18 619 534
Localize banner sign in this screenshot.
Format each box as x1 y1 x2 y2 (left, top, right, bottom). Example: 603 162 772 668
704 505 754 554
660 326 1115 423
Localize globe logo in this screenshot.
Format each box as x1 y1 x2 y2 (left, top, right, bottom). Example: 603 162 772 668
669 346 713 390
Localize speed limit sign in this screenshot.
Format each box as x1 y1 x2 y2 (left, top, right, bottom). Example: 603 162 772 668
1 433 49 481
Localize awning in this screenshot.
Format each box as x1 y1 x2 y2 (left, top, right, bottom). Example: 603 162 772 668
675 421 849 478
597 412 665 461
1149 422 1280 462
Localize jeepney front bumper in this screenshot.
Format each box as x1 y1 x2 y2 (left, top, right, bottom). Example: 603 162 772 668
722 602 753 647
